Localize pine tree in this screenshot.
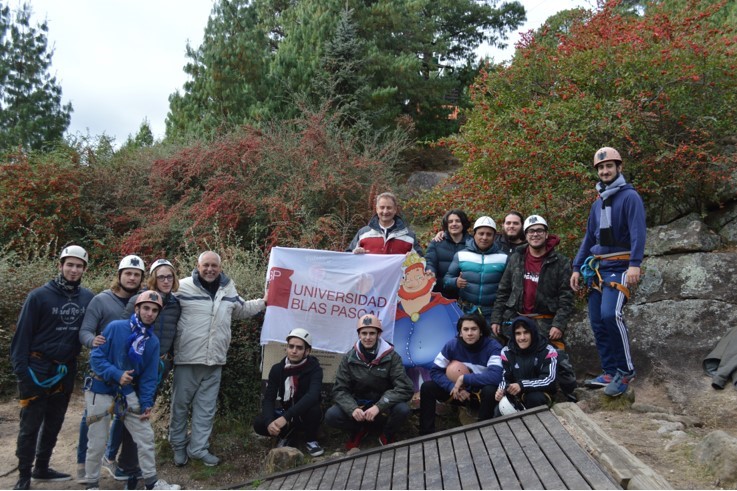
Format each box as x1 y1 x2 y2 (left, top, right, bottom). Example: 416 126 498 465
0 3 72 152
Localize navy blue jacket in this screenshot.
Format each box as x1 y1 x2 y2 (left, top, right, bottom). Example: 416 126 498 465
424 232 470 298
11 280 94 382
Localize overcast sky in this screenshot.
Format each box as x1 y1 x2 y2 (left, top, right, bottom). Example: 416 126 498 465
21 0 593 147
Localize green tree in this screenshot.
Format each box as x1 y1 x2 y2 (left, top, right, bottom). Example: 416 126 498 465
166 0 525 141
0 3 72 152
121 119 155 150
166 0 271 140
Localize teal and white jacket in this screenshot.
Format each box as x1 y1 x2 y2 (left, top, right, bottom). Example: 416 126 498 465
444 237 508 315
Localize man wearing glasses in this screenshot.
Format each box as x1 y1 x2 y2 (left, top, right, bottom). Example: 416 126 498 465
490 215 578 402
253 328 324 457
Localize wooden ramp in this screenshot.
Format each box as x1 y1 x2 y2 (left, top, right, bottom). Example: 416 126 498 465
240 406 620 490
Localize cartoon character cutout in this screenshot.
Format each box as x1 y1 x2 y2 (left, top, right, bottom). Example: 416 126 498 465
394 252 462 391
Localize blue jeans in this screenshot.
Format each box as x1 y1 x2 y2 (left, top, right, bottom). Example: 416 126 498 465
587 267 634 374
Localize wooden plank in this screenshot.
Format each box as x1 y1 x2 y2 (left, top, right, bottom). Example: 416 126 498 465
265 475 284 490
542 409 622 489
318 463 340 490
423 439 443 489
508 417 566 490
280 472 299 490
376 449 395 490
360 452 381 490
450 432 481 490
347 455 367 487
524 412 591 490
494 420 544 489
331 460 354 490
292 469 313 490
407 441 425 490
305 466 326 490
392 445 409 490
479 425 521 490
466 428 501 490
437 435 462 489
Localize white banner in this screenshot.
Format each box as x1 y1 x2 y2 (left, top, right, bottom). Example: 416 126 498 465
262 247 405 353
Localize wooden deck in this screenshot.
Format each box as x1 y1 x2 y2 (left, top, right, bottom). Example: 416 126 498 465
239 406 620 490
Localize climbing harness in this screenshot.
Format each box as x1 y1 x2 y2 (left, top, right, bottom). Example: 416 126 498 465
580 253 632 300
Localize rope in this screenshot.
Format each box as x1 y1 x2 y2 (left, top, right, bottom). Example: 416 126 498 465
27 363 67 389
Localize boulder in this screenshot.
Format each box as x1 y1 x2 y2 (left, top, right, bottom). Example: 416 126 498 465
694 430 737 485
567 250 737 375
705 200 737 244
405 171 450 193
644 214 720 256
263 446 304 474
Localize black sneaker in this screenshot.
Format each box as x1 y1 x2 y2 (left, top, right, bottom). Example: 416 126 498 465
13 477 30 490
305 441 324 457
31 467 72 482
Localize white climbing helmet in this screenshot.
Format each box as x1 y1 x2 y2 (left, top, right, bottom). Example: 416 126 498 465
149 258 174 275
287 328 313 348
498 395 523 416
60 245 89 265
473 216 497 232
118 255 145 273
523 215 548 233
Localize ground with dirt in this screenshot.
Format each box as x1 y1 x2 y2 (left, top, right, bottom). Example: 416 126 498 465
1 370 735 490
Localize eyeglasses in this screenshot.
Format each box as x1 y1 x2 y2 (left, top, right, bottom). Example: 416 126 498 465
156 275 174 282
525 228 547 236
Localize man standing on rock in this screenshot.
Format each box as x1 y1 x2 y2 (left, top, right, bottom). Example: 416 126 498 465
570 147 646 397
169 251 266 467
10 246 94 490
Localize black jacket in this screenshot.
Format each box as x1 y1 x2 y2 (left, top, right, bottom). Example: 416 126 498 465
499 316 557 395
490 236 574 333
261 355 323 424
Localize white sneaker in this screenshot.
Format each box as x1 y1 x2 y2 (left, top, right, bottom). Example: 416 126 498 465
101 456 116 479
152 479 181 490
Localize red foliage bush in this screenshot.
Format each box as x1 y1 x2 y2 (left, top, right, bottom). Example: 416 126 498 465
119 110 404 255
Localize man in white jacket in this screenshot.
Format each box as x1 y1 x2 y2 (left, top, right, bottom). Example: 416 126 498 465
169 251 266 467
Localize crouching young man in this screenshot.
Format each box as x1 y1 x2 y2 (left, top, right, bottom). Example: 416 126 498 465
495 316 558 414
253 328 324 457
419 313 503 435
84 291 180 490
325 314 413 450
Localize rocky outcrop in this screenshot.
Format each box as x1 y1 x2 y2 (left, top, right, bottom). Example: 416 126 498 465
567 213 737 376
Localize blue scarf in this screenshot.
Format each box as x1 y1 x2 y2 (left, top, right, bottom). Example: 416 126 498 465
126 313 151 365
596 173 627 247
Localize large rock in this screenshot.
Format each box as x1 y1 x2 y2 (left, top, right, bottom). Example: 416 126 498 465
694 430 737 485
705 200 737 244
567 247 737 376
645 214 720 256
405 171 450 193
263 446 304 474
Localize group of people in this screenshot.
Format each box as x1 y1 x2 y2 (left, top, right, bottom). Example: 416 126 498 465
10 145 646 486
10 250 266 490
254 146 645 453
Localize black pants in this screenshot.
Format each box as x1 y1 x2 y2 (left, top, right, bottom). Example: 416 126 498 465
419 381 497 435
324 402 410 437
253 404 323 442
16 371 74 476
